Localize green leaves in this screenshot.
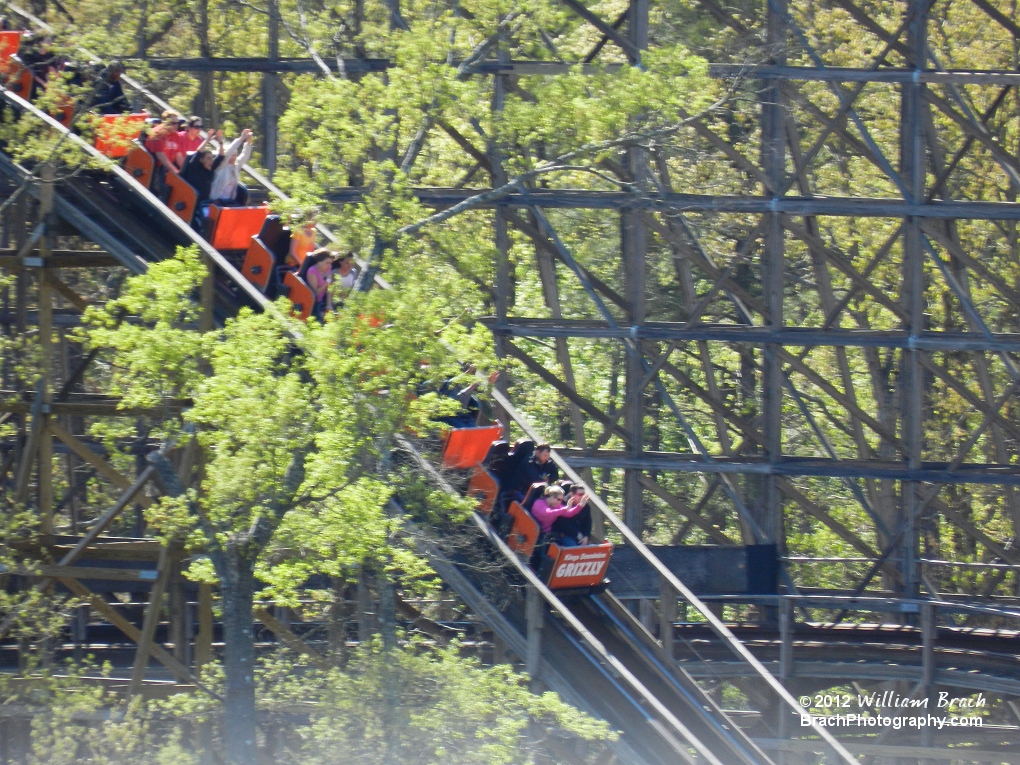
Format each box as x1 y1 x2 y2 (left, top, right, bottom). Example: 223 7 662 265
83 246 493 596
81 247 210 413
269 646 616 765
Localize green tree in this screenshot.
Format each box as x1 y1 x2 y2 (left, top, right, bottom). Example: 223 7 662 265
83 246 491 763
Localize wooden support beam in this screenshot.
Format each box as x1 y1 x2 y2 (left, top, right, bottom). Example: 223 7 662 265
254 607 331 669
921 601 935 689
436 119 493 174
776 479 884 562
357 568 373 641
969 0 1020 39
57 576 197 685
0 399 184 417
525 584 543 683
48 421 152 507
919 358 1020 444
11 564 159 581
46 273 88 312
783 221 908 322
558 0 639 60
646 216 767 318
37 170 54 534
504 341 631 443
0 251 121 268
507 212 629 310
12 392 43 505
129 543 175 697
582 7 628 62
637 474 734 545
779 597 793 681
394 593 452 639
659 576 676 657
0 467 156 642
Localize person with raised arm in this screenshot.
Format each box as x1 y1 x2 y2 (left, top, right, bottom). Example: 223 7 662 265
209 128 253 206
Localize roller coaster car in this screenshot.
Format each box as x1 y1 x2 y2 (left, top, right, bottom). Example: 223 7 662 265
258 215 291 262
0 31 21 62
241 237 275 292
123 146 154 189
440 424 504 470
53 103 73 128
207 204 269 251
506 501 539 557
94 113 147 158
466 466 499 515
543 541 613 593
165 173 197 223
2 60 32 98
281 270 314 320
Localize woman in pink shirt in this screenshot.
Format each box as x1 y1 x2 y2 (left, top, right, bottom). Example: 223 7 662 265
530 485 583 538
302 248 334 321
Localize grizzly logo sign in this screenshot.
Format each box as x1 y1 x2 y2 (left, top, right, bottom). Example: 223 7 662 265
547 545 612 588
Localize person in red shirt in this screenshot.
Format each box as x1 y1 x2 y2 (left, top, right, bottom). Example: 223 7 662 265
176 116 205 166
144 111 182 176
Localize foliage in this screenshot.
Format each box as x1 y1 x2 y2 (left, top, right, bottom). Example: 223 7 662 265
6 646 614 765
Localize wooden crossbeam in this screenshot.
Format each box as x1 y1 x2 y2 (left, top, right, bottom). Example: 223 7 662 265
920 358 1020 445
58 576 209 690
557 0 639 60
582 8 629 62
0 400 180 417
0 251 120 268
504 341 630 444
922 221 1020 310
195 583 213 671
645 216 767 319
969 0 1020 39
0 467 156 642
508 212 629 310
783 221 908 322
435 119 493 174
12 391 43 505
46 272 89 312
637 474 734 545
11 564 158 581
254 607 331 669
48 422 152 507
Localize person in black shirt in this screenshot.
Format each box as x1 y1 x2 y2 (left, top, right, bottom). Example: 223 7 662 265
181 131 225 230
507 443 559 501
92 61 129 115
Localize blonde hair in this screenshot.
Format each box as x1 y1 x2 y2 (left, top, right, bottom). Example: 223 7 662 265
544 486 564 500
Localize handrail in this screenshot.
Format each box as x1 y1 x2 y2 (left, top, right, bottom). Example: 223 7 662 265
489 388 858 765
668 592 1020 622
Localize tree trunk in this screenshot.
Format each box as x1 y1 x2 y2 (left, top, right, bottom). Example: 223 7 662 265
197 0 218 125
221 551 258 765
